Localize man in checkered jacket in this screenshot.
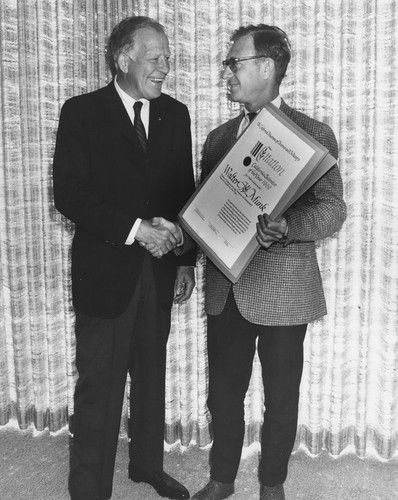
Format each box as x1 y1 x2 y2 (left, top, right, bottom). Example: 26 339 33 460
191 24 347 500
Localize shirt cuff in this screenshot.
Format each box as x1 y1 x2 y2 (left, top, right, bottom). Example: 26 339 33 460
176 224 184 246
125 218 142 245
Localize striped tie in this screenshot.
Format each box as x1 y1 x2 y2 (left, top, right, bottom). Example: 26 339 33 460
133 101 147 152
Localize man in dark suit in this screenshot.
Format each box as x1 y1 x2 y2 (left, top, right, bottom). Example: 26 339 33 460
53 16 196 500
191 25 347 500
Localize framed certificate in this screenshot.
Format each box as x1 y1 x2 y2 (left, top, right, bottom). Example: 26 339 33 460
179 104 336 283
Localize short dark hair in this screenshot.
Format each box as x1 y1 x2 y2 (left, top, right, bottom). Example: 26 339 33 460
106 16 166 76
231 24 291 84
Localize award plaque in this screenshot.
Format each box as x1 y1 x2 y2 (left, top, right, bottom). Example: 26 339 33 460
179 104 336 283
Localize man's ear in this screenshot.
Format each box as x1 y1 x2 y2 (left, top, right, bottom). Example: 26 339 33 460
117 52 130 74
262 57 275 81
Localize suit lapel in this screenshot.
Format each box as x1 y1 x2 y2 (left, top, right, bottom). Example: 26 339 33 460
147 97 164 150
219 115 243 156
101 82 145 152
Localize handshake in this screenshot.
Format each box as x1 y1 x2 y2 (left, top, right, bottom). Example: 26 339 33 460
135 217 183 259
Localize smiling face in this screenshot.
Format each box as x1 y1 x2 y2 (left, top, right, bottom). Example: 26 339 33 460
223 33 275 111
118 27 170 100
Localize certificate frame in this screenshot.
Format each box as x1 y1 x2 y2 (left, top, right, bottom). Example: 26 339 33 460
179 104 335 283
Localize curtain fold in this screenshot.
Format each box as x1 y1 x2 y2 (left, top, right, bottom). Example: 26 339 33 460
0 0 397 459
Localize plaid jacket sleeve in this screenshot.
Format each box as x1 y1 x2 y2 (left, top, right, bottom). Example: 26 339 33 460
281 103 347 244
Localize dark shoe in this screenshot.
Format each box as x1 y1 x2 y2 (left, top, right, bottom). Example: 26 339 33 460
128 464 190 499
260 483 285 500
190 479 234 499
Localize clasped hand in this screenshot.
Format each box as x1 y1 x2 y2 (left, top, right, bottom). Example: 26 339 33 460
135 217 182 258
256 213 288 249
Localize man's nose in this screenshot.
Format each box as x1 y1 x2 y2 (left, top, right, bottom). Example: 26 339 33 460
222 65 233 79
158 56 170 73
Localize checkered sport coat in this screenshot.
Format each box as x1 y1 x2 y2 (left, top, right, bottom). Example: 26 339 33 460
201 100 347 325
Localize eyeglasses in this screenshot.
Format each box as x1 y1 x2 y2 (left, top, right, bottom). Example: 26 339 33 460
222 55 267 73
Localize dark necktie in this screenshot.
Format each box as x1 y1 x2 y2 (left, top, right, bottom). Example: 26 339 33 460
133 101 147 152
241 112 257 134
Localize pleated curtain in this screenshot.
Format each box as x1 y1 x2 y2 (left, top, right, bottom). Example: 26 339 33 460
0 0 397 459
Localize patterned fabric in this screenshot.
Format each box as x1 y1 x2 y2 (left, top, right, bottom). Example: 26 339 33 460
201 100 347 325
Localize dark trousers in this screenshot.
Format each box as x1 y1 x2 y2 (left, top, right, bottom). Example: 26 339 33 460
68 255 171 500
207 291 307 486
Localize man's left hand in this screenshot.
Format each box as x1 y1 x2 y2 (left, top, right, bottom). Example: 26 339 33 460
173 266 195 304
256 213 288 249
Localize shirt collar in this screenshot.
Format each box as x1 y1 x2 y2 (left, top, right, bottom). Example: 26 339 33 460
244 95 282 117
114 77 149 111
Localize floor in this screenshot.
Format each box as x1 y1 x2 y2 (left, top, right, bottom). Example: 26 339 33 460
1 426 397 499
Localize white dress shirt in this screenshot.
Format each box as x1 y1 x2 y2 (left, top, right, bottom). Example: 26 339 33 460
114 78 149 245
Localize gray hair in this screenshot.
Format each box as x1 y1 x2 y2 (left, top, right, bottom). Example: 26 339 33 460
106 16 166 76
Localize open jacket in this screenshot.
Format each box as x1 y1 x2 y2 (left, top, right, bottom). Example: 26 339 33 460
201 100 347 325
53 82 196 318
